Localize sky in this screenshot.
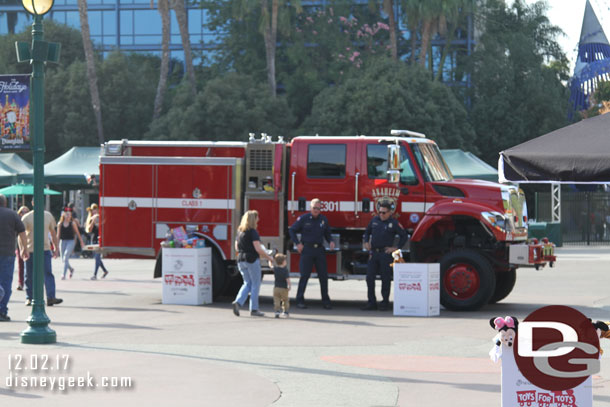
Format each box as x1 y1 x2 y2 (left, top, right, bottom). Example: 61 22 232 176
525 0 610 72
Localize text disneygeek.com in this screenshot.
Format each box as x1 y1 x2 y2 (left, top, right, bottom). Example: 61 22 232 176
5 354 134 392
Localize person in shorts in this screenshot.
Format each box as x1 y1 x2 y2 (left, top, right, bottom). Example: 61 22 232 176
269 253 290 318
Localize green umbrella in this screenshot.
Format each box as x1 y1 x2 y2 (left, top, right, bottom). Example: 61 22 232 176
0 183 61 196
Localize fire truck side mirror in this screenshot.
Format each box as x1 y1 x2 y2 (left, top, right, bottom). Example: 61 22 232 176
387 144 400 184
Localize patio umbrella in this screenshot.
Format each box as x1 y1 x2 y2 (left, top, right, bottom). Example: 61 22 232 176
0 183 61 196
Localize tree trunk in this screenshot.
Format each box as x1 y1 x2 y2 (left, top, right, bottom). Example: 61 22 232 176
170 0 196 96
384 0 397 61
434 17 458 82
419 19 432 68
153 0 171 120
409 28 417 64
77 0 104 144
261 0 277 97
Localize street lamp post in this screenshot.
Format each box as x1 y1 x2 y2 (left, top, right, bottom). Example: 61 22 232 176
16 0 60 344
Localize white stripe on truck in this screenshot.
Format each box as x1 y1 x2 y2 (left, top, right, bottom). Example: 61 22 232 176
101 197 235 209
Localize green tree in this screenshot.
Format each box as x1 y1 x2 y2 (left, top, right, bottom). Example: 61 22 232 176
147 73 295 140
44 52 159 158
301 58 476 150
468 0 569 164
98 52 158 141
231 0 302 97
283 6 392 128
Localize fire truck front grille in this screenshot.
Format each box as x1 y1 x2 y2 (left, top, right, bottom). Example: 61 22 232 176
249 149 273 171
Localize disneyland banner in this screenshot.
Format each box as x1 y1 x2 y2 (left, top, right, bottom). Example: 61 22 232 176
0 74 30 151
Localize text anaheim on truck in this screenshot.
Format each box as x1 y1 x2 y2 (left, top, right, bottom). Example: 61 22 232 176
98 130 556 311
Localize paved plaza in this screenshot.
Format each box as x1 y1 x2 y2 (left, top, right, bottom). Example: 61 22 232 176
1 247 610 406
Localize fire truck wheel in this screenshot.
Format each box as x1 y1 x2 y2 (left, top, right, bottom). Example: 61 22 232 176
211 252 228 299
488 269 517 304
440 249 496 311
154 251 162 279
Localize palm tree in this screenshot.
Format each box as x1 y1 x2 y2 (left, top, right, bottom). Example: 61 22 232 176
153 0 171 119
418 0 461 70
170 0 197 96
434 0 471 81
402 0 421 64
77 0 104 144
237 0 302 97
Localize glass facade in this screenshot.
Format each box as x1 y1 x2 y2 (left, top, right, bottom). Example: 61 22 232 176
0 0 218 63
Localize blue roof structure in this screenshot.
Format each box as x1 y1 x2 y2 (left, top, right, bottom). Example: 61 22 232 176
569 0 610 118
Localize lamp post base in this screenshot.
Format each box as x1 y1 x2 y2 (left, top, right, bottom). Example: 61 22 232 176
21 326 56 344
21 309 56 344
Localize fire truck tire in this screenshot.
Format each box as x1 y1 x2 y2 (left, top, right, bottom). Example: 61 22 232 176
489 269 517 304
154 251 162 279
440 249 496 311
211 252 228 299
223 274 243 297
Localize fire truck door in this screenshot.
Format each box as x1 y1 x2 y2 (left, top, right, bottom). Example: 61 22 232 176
360 143 426 231
288 141 357 227
100 162 154 250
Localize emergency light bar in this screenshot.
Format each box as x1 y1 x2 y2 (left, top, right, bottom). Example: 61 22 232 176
390 129 426 138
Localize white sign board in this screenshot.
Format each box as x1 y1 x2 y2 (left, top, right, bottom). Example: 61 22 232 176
393 263 440 317
162 247 213 305
499 345 592 407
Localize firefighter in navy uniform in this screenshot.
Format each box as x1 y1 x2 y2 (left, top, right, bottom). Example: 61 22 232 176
362 201 408 311
289 198 335 309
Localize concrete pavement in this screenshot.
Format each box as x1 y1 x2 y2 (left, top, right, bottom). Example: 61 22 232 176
0 247 610 406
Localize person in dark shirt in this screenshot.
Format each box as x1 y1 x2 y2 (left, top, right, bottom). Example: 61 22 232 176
0 194 27 321
362 201 408 311
232 210 275 317
269 253 291 318
288 198 335 309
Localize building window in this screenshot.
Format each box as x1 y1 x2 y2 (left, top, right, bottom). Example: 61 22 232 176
307 144 346 178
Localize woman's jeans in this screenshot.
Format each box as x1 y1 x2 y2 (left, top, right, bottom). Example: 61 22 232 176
234 259 262 311
60 239 76 277
94 253 107 276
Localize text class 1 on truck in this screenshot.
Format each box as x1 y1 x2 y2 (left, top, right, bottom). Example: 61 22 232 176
98 130 556 311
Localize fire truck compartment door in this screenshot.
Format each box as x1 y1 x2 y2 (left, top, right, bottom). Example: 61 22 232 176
101 163 154 249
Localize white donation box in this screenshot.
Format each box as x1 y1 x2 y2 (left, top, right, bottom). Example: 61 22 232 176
162 247 213 305
393 263 440 317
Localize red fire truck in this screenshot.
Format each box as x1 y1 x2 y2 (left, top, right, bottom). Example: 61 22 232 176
98 131 555 311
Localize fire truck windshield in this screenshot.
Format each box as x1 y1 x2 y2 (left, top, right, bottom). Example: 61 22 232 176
411 143 453 182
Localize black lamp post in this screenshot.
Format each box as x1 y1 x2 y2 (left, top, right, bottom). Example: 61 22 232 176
16 0 60 344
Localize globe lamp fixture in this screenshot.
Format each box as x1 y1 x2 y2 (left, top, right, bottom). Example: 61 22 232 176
21 0 53 16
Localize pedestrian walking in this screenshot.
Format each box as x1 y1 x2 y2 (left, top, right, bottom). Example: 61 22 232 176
269 253 291 318
20 202 62 307
86 204 109 279
15 205 29 290
57 207 85 279
0 194 27 321
232 210 275 317
361 201 408 311
288 198 335 310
